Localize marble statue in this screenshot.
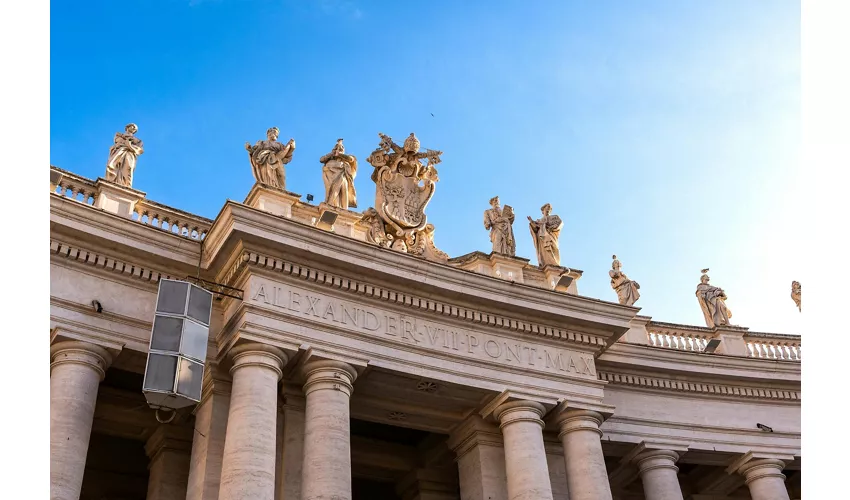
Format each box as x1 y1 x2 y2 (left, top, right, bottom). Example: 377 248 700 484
364 132 445 261
527 203 563 267
791 281 801 312
320 138 358 209
695 269 732 328
245 127 295 190
105 123 144 188
610 255 640 306
483 196 516 256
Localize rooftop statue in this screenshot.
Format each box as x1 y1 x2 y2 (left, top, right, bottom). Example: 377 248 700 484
791 281 801 312
527 203 563 267
365 132 444 258
610 255 640 306
483 196 516 256
320 138 358 210
696 268 732 328
245 127 295 191
105 123 144 188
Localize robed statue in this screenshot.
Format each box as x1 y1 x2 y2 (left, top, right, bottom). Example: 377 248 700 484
610 255 640 306
105 123 144 188
320 138 358 209
695 269 732 328
245 127 295 190
527 203 563 267
365 132 443 255
483 196 516 256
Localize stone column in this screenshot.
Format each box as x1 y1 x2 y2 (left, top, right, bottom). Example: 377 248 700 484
278 385 306 500
218 343 287 500
738 459 790 500
185 366 231 500
494 401 554 500
301 360 358 500
633 450 684 500
557 410 613 500
447 416 508 500
145 425 194 500
50 340 112 500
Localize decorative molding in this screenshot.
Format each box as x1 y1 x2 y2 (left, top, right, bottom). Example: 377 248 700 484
223 249 609 351
598 370 800 401
50 238 176 285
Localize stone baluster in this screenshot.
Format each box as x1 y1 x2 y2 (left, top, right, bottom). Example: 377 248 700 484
50 341 113 500
493 401 554 500
301 360 358 500
632 450 684 500
557 410 613 500
218 343 288 500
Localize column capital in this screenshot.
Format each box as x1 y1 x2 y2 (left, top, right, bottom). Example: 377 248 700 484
50 340 113 380
737 459 787 485
302 359 357 397
227 342 287 380
556 409 604 438
447 415 503 458
493 400 545 430
632 449 680 474
145 424 194 461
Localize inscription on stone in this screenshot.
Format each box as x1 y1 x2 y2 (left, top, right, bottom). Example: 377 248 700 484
250 278 596 379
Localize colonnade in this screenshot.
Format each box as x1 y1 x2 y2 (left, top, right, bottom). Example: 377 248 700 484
50 340 794 500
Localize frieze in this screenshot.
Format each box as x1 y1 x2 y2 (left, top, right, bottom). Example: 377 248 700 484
598 371 800 401
225 250 609 351
249 277 597 380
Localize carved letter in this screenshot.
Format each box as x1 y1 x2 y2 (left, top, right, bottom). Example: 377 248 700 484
524 347 537 366
363 310 380 331
484 340 502 358
253 283 269 303
424 325 440 346
385 315 398 336
322 301 338 322
305 296 321 317
580 357 595 375
401 318 420 343
289 291 301 312
544 350 564 371
566 356 579 373
467 334 479 354
504 342 522 363
342 304 359 326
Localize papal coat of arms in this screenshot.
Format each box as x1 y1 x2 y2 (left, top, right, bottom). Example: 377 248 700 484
359 132 447 263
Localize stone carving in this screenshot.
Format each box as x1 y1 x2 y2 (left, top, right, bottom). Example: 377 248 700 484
791 281 801 311
610 255 640 306
105 123 144 188
483 196 516 256
364 132 445 260
320 138 358 209
410 223 449 264
695 268 732 328
245 127 295 190
358 207 391 248
527 203 563 267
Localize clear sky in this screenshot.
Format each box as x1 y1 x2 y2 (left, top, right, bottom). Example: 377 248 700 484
50 0 801 333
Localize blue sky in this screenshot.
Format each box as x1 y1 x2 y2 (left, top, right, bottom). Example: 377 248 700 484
50 0 801 333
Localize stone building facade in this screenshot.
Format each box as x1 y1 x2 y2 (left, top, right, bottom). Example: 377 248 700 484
49 155 801 500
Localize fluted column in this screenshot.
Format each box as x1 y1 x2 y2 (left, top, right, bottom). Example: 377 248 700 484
738 459 790 500
50 340 112 500
557 410 613 500
494 401 554 500
633 450 684 500
218 343 287 500
301 360 358 500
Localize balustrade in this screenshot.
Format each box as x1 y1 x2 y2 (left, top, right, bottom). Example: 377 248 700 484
744 333 802 361
647 326 712 352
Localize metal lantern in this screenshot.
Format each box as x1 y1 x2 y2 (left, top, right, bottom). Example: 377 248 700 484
142 279 213 410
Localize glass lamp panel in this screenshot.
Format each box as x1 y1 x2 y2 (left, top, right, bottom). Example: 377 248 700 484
180 319 209 362
176 357 204 401
156 280 189 315
150 315 183 352
187 285 213 326
143 353 178 392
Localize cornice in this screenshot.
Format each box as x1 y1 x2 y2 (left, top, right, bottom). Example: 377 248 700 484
202 202 636 336
225 249 610 352
597 370 800 402
50 238 177 286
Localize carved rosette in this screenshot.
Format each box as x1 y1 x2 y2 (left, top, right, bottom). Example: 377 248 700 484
364 132 447 262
